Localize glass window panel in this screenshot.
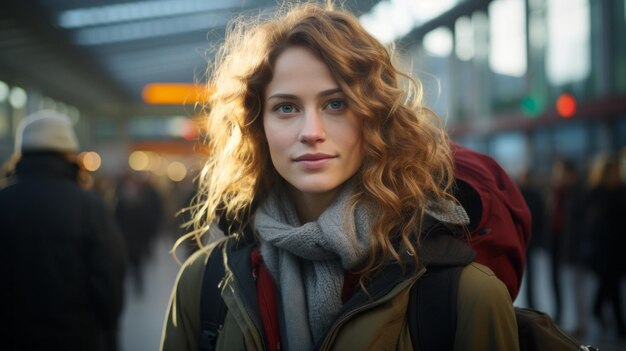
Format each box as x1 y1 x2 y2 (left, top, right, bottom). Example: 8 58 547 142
528 9 546 51
455 16 474 61
491 132 527 175
457 137 488 154
553 122 587 161
417 51 449 119
532 129 553 174
424 27 453 57
360 0 459 44
546 0 591 86
472 11 489 62
488 0 527 77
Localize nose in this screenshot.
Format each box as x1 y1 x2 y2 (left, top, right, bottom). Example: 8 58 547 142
299 109 326 144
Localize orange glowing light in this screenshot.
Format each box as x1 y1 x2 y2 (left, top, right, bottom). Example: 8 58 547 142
78 151 102 172
556 93 576 118
142 83 210 105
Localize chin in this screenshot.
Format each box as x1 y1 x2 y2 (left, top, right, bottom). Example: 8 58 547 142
290 180 343 195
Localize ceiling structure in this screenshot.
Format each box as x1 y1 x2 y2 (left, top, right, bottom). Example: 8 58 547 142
0 0 383 116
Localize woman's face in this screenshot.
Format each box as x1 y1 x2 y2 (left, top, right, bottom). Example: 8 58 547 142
263 46 364 209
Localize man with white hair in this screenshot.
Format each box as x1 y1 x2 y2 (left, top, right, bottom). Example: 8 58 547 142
0 110 127 351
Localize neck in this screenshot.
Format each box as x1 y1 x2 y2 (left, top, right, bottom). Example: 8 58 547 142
287 185 341 223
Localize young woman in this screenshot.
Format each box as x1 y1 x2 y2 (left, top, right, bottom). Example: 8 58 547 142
161 3 518 350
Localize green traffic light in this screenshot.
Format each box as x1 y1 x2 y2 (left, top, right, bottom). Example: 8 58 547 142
521 95 543 117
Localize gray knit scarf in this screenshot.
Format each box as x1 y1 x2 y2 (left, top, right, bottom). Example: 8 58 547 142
254 182 370 350
254 183 469 351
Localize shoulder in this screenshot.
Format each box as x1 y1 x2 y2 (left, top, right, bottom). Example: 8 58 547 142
454 263 519 350
162 241 222 350
171 238 232 309
175 246 214 299
458 262 510 297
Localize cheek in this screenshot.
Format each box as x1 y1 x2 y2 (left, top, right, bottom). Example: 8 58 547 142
263 123 283 151
262 119 289 168
262 115 277 146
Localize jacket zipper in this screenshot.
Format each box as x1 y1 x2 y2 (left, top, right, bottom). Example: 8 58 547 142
315 267 426 350
229 280 268 350
223 252 268 351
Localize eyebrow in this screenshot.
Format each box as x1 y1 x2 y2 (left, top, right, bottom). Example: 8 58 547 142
266 88 343 101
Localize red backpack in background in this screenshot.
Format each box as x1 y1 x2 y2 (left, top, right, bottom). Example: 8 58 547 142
452 143 532 300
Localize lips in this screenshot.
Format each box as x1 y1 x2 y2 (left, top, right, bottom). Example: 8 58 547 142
293 153 334 161
293 153 335 169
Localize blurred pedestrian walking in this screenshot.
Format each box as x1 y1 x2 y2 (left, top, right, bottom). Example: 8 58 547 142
115 172 164 296
517 169 547 310
547 158 584 326
0 110 127 351
583 154 626 338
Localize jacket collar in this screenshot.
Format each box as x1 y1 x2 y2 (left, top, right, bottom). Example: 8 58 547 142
222 216 475 315
338 219 475 312
418 217 476 267
224 234 263 328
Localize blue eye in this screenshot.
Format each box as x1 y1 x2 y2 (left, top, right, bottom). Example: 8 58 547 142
326 100 346 110
274 104 298 113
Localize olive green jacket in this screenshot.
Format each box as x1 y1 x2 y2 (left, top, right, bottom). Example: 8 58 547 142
161 230 519 351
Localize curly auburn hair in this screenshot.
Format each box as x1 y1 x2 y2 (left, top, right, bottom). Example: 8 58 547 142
180 2 456 277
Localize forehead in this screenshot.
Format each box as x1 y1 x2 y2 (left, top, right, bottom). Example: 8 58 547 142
265 46 339 96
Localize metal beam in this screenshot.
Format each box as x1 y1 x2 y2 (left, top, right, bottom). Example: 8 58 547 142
398 0 494 47
0 0 132 109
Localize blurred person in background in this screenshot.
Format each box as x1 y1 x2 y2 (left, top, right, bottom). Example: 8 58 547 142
547 159 585 327
583 154 626 338
114 171 164 296
92 172 119 208
0 110 127 351
517 169 547 310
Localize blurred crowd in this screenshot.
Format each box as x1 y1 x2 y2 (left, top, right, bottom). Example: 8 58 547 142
92 169 197 293
2 111 625 349
0 109 196 350
519 152 626 340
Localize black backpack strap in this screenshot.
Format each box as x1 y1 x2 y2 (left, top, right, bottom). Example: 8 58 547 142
199 244 228 351
408 265 464 351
